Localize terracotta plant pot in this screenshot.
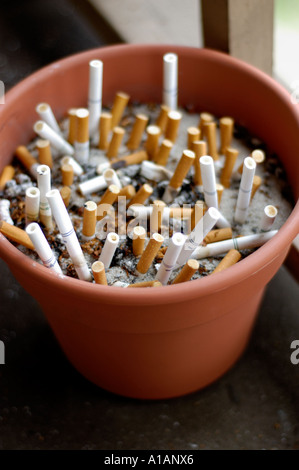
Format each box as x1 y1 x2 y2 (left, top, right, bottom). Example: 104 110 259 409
0 45 298 399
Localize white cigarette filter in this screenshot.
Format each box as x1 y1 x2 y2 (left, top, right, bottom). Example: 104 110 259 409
235 156 256 224
177 207 220 266
140 161 172 183
26 222 62 274
260 205 278 232
191 230 278 260
60 156 83 176
35 103 61 135
74 108 90 165
37 164 53 230
25 186 40 225
46 189 91 281
78 175 107 196
200 155 218 209
163 53 178 110
88 59 103 137
99 232 119 269
0 199 14 225
34 121 74 156
103 168 122 188
156 232 186 285
82 200 97 241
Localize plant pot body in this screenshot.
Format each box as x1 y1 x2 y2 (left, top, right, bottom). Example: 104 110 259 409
0 45 298 399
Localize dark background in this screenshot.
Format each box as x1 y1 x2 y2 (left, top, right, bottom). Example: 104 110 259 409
0 0 299 450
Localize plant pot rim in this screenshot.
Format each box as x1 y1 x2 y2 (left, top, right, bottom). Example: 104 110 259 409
0 44 298 305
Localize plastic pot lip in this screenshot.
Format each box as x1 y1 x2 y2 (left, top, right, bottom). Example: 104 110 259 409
1 44 299 305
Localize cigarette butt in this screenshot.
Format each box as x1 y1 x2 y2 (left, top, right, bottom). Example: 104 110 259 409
204 227 233 244
172 259 199 284
112 150 148 168
169 150 195 189
61 163 74 186
192 140 207 186
216 183 224 205
25 186 40 224
68 108 77 144
145 125 161 159
198 112 214 135
250 175 263 201
36 139 53 169
221 147 239 188
154 139 173 166
106 126 125 159
0 220 34 250
92 261 108 285
169 207 193 219
132 226 146 256
119 184 136 200
189 200 205 232
127 280 162 288
136 233 164 274
219 117 234 154
60 186 71 207
150 200 166 234
127 114 148 150
155 104 170 133
82 200 97 239
0 165 15 190
238 149 265 174
98 112 112 150
204 122 219 160
15 146 37 172
111 91 130 128
187 127 201 149
212 249 241 274
97 184 120 220
75 108 89 143
127 183 153 207
164 111 182 142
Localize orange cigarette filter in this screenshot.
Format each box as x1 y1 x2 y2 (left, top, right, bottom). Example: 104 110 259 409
172 259 199 284
132 226 146 257
136 233 164 274
220 147 239 188
127 183 153 207
98 112 112 150
169 207 193 219
169 150 195 189
250 175 263 201
189 200 205 232
76 108 89 143
155 104 170 133
60 186 71 207
212 249 241 274
204 227 233 244
187 126 201 149
15 146 36 172
128 280 162 288
119 184 136 200
113 150 148 167
204 122 219 161
0 165 15 190
150 200 166 234
82 200 97 238
154 139 173 166
192 140 207 186
106 126 125 159
164 111 182 143
126 114 148 150
67 108 77 144
198 112 214 135
145 125 161 159
36 139 53 168
216 183 224 205
92 261 108 285
97 184 120 221
0 220 34 250
111 91 130 128
219 117 234 154
61 163 74 186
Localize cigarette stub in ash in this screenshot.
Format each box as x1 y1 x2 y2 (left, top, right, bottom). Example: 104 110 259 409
74 108 89 165
212 249 241 274
156 232 186 285
200 155 218 209
91 260 107 285
216 183 224 206
235 156 256 224
37 164 53 231
26 222 62 274
61 163 74 187
0 220 34 250
36 139 53 169
260 205 278 232
132 226 146 257
221 147 239 188
82 201 97 241
103 168 122 188
78 174 107 196
34 121 74 156
154 139 173 166
0 165 15 191
136 233 164 274
15 146 39 179
60 186 71 207
60 156 83 176
106 126 125 159
219 117 234 154
25 187 40 225
164 110 182 143
67 108 77 145
98 112 112 150
145 125 161 159
128 280 162 288
250 175 263 201
127 183 153 207
99 232 119 269
237 149 265 175
198 112 214 135
187 127 200 149
97 184 120 221
119 185 136 200
88 59 103 138
111 91 130 128
204 227 233 244
192 140 207 189
163 53 178 111
127 114 148 150
172 258 199 284
204 122 219 161
155 104 170 133
36 102 61 135
163 150 195 203
189 200 205 232
150 200 166 235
